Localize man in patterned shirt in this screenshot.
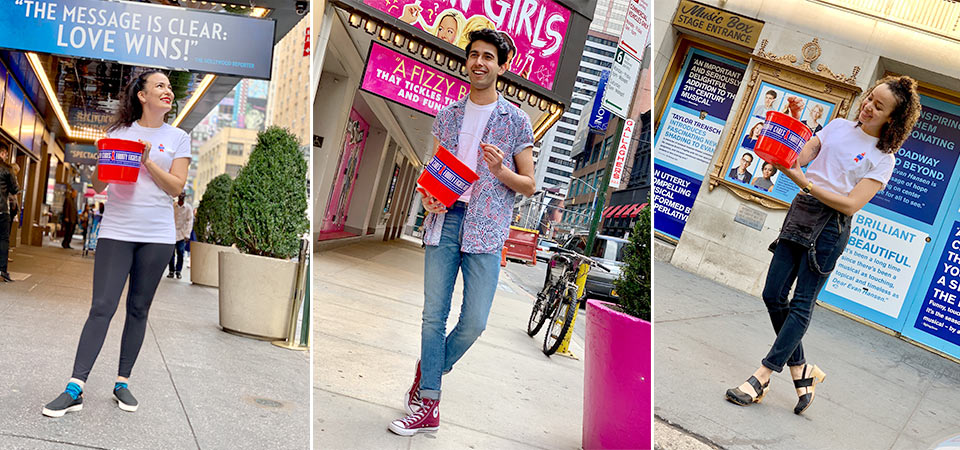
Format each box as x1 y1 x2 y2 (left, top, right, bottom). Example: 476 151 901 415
388 28 537 436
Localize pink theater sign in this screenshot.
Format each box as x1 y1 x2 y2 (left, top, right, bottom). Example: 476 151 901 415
364 0 570 90
361 42 471 116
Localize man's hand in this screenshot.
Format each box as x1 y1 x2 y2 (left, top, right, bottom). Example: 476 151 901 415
420 191 447 214
480 143 505 176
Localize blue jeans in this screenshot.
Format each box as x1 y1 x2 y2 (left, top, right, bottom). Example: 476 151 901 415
761 214 849 372
168 239 186 273
419 202 501 400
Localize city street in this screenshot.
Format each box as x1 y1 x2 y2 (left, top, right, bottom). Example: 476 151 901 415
655 261 960 450
0 240 309 449
500 255 589 344
314 237 588 449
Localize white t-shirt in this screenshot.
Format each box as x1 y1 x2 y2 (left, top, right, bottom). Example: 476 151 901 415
456 99 496 202
99 122 192 244
805 118 895 196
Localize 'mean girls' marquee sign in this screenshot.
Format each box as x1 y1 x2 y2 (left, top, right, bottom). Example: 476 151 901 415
361 42 470 116
363 0 571 90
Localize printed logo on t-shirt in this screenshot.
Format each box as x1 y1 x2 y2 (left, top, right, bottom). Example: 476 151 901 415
854 152 866 163
158 144 165 152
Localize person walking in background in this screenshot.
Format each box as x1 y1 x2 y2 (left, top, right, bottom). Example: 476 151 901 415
725 76 921 415
79 203 93 245
167 193 193 279
0 144 19 282
43 70 191 418
61 188 78 249
388 29 537 436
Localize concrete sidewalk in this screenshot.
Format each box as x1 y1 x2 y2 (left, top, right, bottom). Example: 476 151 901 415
654 261 960 450
0 240 309 449
314 237 588 450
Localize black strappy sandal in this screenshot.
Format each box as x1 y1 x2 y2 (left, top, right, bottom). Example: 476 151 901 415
793 364 826 415
725 376 770 406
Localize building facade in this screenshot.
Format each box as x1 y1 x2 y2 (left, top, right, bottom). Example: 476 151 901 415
654 0 960 360
533 31 619 203
193 127 260 201
267 16 311 147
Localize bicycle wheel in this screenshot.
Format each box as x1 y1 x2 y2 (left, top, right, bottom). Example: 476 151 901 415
527 288 557 336
543 293 577 356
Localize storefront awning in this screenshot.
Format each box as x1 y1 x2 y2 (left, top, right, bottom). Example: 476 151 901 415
605 204 628 218
629 203 649 218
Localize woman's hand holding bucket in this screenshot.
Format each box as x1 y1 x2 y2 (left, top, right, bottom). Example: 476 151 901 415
773 159 807 188
138 140 152 166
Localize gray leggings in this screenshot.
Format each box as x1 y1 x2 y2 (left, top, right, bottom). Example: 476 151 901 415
72 238 174 381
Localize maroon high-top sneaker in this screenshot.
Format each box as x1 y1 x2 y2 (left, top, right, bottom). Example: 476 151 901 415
388 397 439 436
403 359 422 415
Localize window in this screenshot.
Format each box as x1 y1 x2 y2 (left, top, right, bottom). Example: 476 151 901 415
572 97 590 106
560 116 579 126
602 135 614 160
547 167 571 177
226 164 243 177
544 177 562 186
557 126 577 136
556 138 574 146
227 142 244 156
575 76 598 87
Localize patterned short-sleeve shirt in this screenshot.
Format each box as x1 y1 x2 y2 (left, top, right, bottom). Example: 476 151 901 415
421 94 534 254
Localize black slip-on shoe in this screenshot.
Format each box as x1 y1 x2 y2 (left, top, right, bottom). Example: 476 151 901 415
113 386 139 412
42 392 83 418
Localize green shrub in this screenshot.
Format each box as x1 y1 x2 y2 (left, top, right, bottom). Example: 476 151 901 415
229 126 308 259
613 201 651 321
194 174 234 246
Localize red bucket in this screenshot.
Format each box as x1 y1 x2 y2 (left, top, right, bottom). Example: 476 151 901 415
97 138 145 184
417 145 479 207
754 111 813 168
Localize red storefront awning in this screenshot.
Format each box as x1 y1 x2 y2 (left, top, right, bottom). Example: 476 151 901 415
629 203 649 218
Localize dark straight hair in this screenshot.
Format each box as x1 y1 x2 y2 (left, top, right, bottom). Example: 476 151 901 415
107 70 166 133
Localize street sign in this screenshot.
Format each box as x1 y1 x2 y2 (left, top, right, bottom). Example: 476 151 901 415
619 0 651 61
609 119 635 188
601 0 651 119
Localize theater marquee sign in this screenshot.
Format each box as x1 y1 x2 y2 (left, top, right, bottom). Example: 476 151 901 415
672 0 763 50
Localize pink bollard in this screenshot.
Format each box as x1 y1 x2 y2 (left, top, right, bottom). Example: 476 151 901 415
583 299 652 450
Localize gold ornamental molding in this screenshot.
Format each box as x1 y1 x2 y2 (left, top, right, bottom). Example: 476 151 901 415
755 38 861 85
707 38 863 209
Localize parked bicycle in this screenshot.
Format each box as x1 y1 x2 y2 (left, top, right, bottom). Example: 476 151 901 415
527 246 609 355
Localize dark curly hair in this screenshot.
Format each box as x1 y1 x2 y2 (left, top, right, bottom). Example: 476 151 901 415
465 28 510 66
856 75 922 154
107 70 167 133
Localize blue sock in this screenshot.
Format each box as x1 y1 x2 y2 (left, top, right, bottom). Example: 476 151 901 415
114 382 128 392
65 382 83 400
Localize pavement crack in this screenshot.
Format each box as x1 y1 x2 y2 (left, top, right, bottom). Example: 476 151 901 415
0 433 110 449
313 386 552 450
655 309 768 324
150 321 202 450
887 379 931 450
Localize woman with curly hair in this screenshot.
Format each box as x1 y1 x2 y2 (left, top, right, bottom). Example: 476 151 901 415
725 76 921 415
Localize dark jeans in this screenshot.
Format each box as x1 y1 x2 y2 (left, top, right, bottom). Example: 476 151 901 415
168 239 186 273
72 238 174 381
761 214 850 372
62 221 76 248
0 212 9 273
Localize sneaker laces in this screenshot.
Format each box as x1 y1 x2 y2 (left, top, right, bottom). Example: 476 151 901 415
65 382 83 400
398 399 433 426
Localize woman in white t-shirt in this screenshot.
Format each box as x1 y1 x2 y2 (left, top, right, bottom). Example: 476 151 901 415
725 76 921 415
43 71 191 418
